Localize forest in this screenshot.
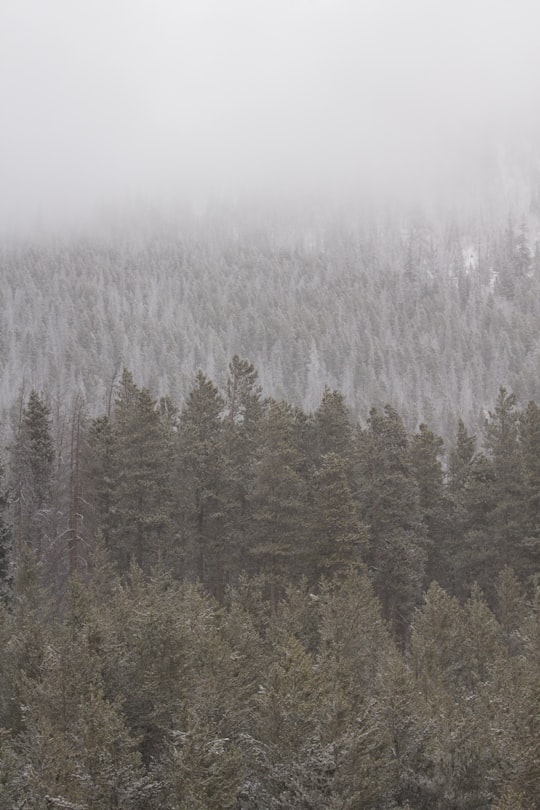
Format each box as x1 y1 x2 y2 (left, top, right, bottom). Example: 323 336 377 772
0 359 539 808
1 205 540 442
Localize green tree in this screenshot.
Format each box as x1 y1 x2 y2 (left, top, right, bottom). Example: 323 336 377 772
86 412 121 582
483 387 525 578
358 405 427 636
109 371 173 573
312 452 368 576
177 371 225 592
157 713 243 810
0 612 150 810
316 570 396 807
409 423 450 588
221 357 263 584
10 391 55 559
313 387 354 470
0 463 12 604
448 419 476 511
519 400 540 585
457 452 498 599
250 400 311 610
409 583 504 808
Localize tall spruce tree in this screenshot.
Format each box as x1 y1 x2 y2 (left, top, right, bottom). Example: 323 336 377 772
357 405 427 636
409 423 450 588
250 400 311 610
0 463 12 603
87 414 116 549
108 370 173 573
221 357 263 582
484 387 526 576
177 371 225 593
313 387 354 468
519 400 540 585
312 452 368 576
10 391 55 559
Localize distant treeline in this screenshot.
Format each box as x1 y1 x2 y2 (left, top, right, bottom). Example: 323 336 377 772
1 209 540 439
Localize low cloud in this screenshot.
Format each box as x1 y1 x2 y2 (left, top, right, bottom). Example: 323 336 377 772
1 0 539 232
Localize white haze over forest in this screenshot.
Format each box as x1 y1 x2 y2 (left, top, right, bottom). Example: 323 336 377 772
1 0 540 232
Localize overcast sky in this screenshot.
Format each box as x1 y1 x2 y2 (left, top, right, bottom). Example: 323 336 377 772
1 0 540 232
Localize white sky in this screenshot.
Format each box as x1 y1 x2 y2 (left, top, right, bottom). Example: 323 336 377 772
1 0 540 231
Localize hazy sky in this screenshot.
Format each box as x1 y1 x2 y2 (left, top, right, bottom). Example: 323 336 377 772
1 0 540 231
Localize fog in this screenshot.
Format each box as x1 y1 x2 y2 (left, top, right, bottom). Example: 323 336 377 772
1 0 540 232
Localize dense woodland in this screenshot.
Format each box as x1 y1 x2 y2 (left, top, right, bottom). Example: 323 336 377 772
1 205 540 441
0 360 539 808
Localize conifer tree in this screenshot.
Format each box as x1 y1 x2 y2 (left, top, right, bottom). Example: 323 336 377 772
0 463 12 603
87 414 115 547
221 357 263 582
1 616 150 809
112 372 173 572
484 387 525 575
448 419 476 495
177 371 225 592
313 387 354 469
409 423 450 588
357 405 427 635
457 451 498 599
519 400 540 584
312 452 368 576
10 391 55 559
250 400 311 610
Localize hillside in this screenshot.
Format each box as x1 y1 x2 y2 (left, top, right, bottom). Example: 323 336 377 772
2 207 539 438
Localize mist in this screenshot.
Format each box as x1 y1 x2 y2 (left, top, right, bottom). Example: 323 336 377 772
2 0 540 233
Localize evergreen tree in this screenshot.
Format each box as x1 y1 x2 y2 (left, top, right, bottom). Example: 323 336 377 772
99 369 171 572
409 583 504 807
0 463 12 604
484 387 525 575
519 400 540 584
250 400 311 610
409 423 450 587
10 391 55 559
0 613 150 809
457 451 498 599
357 405 427 636
177 371 225 592
313 387 354 469
448 419 476 495
316 570 396 806
221 357 263 583
312 452 368 576
87 414 116 548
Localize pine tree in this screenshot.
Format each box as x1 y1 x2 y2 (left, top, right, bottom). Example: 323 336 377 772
484 387 525 576
110 371 173 572
519 400 540 585
457 451 498 599
313 387 354 467
357 405 427 636
250 400 311 610
221 357 263 584
1 613 150 809
409 583 503 807
409 423 450 588
177 371 225 593
315 570 395 805
87 414 116 548
0 463 12 604
448 419 476 494
10 391 55 559
312 452 368 576
90 370 175 576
